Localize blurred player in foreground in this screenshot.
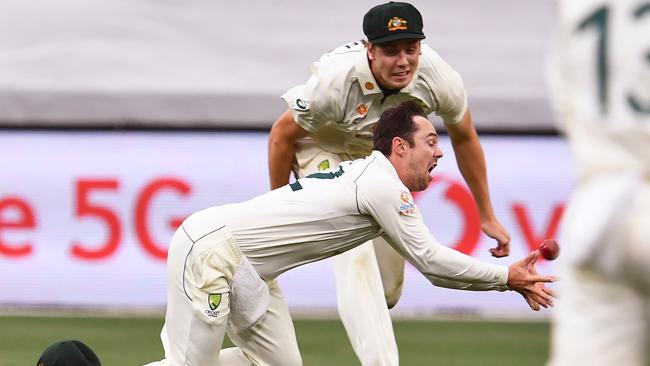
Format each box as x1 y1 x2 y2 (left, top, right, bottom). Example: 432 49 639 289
268 3 510 364
144 102 554 366
548 0 650 365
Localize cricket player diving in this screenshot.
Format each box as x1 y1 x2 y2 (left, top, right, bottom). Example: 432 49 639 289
268 3 511 364
547 0 650 365
144 101 555 366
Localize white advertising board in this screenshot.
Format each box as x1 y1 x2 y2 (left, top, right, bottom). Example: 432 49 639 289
0 131 573 317
0 0 554 130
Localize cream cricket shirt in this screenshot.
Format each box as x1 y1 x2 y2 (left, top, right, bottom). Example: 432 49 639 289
548 0 650 265
282 42 468 158
550 0 650 176
183 151 508 291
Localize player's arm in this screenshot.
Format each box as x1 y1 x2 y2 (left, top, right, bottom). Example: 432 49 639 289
358 181 554 309
444 109 511 258
268 109 309 189
354 168 555 309
378 233 501 291
379 233 553 311
358 178 505 289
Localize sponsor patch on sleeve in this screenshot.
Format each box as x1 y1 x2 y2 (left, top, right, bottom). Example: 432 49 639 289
290 98 310 110
398 191 417 217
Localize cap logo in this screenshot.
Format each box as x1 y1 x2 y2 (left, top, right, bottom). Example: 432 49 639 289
387 17 408 31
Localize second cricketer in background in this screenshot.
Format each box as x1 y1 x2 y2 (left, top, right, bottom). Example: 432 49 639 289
548 0 650 365
268 2 511 365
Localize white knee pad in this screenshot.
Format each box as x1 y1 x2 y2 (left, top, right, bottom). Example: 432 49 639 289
228 258 270 332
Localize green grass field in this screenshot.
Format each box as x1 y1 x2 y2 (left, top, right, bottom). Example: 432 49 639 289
0 315 552 366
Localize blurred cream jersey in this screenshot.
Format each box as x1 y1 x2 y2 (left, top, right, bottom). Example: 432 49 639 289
183 151 507 289
550 0 650 176
282 42 467 159
549 0 650 264
549 0 650 365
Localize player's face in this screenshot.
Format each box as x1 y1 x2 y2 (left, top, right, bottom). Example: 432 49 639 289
368 40 420 91
405 116 443 192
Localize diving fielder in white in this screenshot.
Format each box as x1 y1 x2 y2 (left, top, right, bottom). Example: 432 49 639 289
268 3 510 364
146 101 554 366
548 0 650 365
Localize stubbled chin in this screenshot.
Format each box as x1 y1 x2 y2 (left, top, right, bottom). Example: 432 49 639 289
412 176 431 192
391 79 409 88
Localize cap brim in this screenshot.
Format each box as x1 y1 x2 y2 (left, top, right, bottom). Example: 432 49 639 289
370 33 425 45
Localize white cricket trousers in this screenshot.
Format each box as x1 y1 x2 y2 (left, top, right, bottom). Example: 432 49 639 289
144 223 301 366
548 176 650 366
295 141 402 366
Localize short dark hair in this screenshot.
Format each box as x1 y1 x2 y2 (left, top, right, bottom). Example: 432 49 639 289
373 101 427 156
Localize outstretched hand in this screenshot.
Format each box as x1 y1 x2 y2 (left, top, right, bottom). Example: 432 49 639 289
507 251 556 311
482 219 511 258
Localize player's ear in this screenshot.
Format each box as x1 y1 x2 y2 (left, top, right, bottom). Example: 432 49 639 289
392 137 407 155
367 43 376 61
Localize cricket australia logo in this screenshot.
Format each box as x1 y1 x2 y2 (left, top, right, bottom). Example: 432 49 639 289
387 17 408 31
205 293 222 317
317 159 330 171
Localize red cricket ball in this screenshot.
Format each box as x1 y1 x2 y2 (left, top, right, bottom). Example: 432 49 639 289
538 239 560 261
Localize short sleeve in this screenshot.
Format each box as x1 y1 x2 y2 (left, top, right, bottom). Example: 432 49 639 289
419 45 468 125
281 60 345 133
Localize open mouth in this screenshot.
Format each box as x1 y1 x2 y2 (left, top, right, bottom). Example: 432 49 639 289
428 164 436 173
394 70 409 78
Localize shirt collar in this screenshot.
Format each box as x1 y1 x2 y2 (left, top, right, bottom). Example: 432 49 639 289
355 51 383 96
370 151 400 180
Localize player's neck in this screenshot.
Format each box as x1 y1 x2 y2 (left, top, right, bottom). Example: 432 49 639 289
379 86 400 103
